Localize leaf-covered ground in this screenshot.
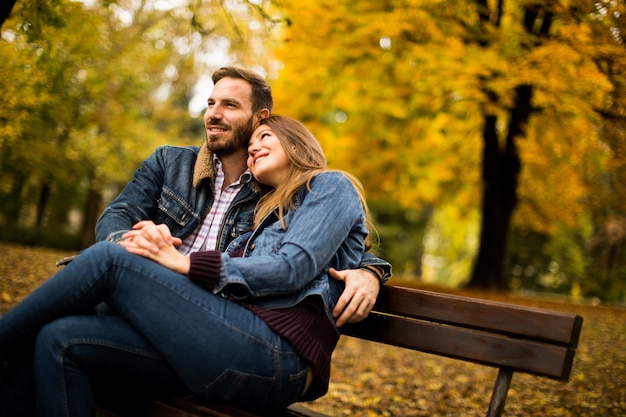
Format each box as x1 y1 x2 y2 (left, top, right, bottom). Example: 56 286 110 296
1 243 625 416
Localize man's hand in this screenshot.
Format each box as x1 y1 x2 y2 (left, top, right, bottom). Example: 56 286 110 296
120 221 189 274
120 221 182 253
330 267 380 327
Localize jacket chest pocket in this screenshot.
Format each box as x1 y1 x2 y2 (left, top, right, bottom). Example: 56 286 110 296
224 218 254 239
157 190 197 227
223 205 255 241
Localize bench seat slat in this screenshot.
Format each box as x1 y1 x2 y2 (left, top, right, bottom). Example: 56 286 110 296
148 399 254 417
343 312 576 381
374 286 583 346
144 399 327 417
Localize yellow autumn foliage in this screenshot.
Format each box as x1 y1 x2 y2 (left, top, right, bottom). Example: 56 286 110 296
272 0 618 224
0 0 623 291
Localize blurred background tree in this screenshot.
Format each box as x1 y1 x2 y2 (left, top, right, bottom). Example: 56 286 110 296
269 0 625 302
0 0 276 247
0 0 624 302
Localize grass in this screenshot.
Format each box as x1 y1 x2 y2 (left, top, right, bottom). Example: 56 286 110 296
1 243 625 416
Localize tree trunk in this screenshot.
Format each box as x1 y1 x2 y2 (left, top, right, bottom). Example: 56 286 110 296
5 171 26 223
468 3 550 290
81 187 101 248
0 0 17 29
36 183 51 227
468 85 531 289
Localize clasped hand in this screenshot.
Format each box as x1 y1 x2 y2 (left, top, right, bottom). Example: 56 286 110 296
119 220 190 275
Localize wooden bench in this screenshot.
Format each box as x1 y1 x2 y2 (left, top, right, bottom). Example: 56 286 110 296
98 285 583 417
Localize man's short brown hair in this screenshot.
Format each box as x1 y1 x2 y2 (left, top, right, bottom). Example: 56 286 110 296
212 66 273 114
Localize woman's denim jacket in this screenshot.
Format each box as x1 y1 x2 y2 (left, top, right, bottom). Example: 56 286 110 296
216 171 368 331
95 145 390 281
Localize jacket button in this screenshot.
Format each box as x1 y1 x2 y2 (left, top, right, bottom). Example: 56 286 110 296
248 243 255 251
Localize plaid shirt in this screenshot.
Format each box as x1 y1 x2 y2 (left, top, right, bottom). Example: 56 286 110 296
179 155 252 255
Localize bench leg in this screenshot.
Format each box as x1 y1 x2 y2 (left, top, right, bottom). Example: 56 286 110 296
486 368 513 417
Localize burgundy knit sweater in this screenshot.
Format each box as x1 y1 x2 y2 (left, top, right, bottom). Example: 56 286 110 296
188 250 339 401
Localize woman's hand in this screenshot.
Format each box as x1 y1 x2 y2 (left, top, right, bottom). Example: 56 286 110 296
121 221 181 252
120 221 190 275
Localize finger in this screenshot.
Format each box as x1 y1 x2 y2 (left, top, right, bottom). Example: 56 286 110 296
337 286 378 326
333 285 355 318
345 299 374 324
335 297 362 327
156 224 175 245
132 220 156 230
334 288 366 327
141 225 165 246
120 241 153 259
128 234 160 253
328 267 346 282
141 223 175 247
134 224 170 249
122 228 147 241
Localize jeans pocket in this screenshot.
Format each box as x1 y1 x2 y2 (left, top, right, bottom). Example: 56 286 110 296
204 368 277 408
289 366 309 385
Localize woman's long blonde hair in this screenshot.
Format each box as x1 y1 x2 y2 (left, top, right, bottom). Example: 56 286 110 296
253 115 374 250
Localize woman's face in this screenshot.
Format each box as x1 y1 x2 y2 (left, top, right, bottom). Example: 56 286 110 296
247 124 290 187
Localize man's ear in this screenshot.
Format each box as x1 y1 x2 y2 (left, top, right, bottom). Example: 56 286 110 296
255 108 271 124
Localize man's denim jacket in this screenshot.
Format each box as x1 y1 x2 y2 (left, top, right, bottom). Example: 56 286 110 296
96 145 261 252
95 145 391 283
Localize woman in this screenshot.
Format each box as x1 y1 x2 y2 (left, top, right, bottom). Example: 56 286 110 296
0 115 373 416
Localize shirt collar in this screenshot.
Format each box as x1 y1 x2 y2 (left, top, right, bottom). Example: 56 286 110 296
212 154 253 185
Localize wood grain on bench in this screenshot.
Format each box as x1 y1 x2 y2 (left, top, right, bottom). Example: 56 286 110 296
344 286 583 381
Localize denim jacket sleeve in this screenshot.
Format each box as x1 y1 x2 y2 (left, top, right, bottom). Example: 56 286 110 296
215 171 369 298
95 146 199 243
360 252 392 284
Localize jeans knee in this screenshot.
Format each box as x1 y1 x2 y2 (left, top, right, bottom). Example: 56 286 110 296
86 240 123 261
35 318 80 362
34 317 91 394
33 318 97 416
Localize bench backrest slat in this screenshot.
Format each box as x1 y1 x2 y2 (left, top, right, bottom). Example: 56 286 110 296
372 286 583 346
342 285 583 382
343 313 577 381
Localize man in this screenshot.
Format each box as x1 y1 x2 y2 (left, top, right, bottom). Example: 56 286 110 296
95 66 390 327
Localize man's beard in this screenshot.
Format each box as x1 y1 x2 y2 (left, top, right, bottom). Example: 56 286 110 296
207 117 255 156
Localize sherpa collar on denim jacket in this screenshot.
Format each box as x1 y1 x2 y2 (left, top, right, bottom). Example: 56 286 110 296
192 143 215 188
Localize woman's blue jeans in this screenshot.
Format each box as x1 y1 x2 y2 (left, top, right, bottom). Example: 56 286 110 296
0 242 310 416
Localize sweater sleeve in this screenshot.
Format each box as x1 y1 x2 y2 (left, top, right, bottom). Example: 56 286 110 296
188 250 223 291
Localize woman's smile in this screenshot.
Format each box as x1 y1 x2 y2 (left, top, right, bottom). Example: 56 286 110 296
252 152 269 166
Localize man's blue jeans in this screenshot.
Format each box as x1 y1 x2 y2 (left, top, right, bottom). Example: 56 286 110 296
0 242 310 416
